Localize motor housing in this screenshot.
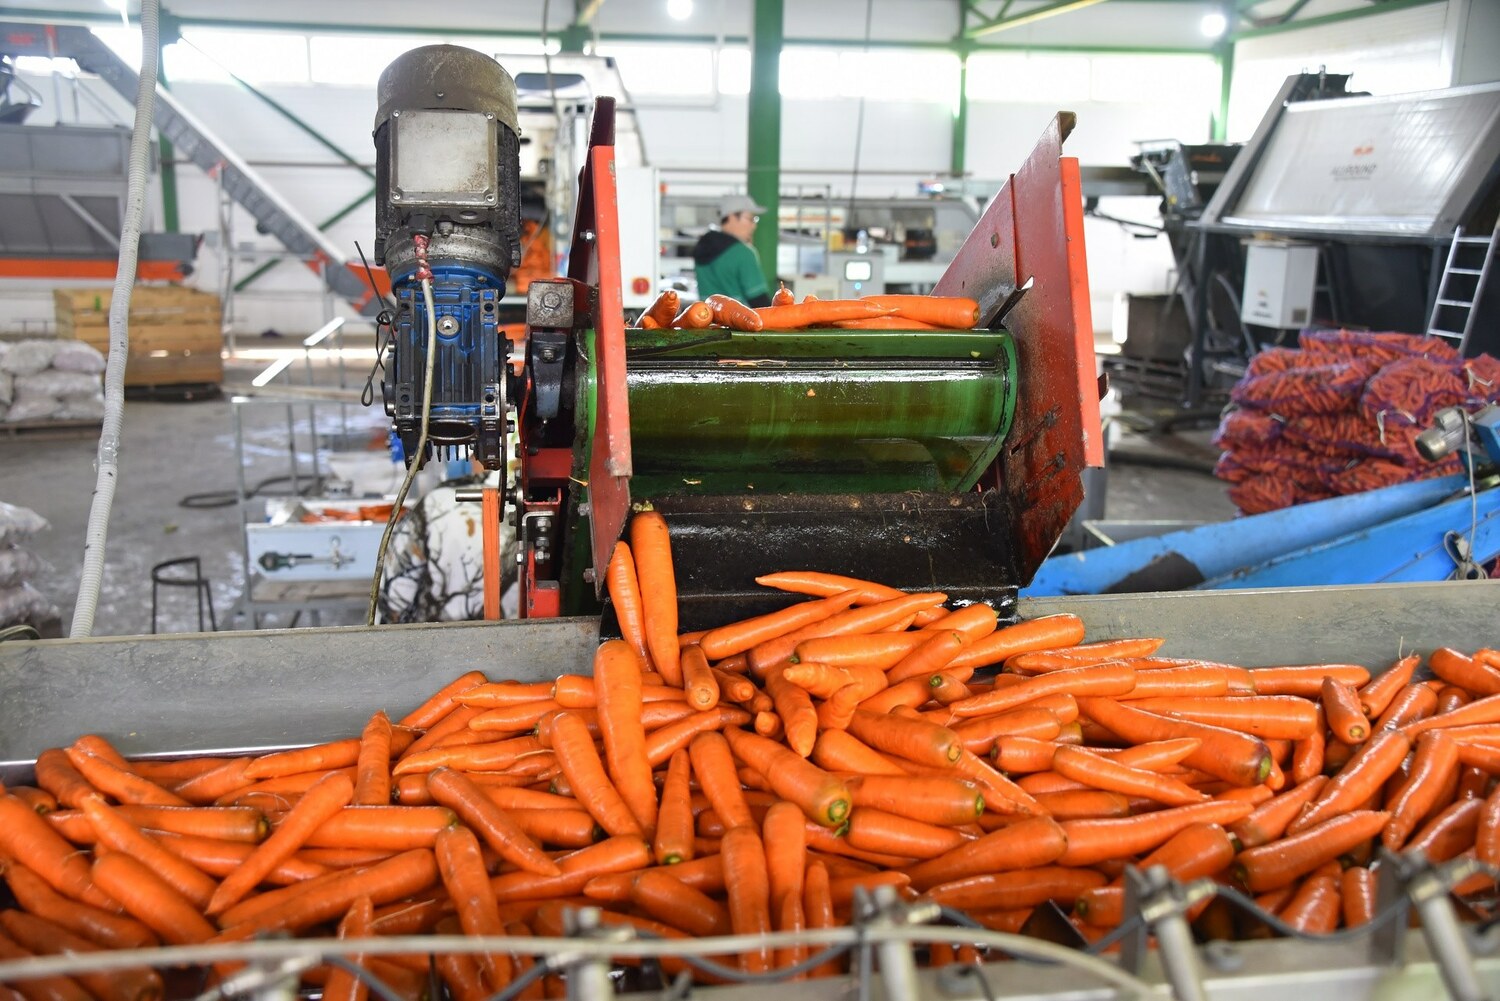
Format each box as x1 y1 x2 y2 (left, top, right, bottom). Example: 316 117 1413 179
373 44 523 468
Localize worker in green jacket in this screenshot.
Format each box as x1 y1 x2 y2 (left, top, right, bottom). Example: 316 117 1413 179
693 195 773 307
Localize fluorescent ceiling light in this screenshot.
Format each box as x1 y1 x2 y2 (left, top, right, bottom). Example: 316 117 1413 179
1200 11 1228 38
667 0 694 21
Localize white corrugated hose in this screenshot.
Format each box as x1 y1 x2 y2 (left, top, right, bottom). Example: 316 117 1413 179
71 0 161 637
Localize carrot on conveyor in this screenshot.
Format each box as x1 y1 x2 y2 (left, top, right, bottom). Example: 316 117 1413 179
860 294 981 329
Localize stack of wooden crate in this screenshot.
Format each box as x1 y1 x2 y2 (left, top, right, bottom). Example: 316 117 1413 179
53 285 223 388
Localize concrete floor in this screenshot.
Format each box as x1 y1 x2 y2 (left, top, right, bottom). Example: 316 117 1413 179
1 369 1238 637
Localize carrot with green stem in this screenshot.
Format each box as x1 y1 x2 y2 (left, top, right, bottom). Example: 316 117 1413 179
1079 697 1271 787
548 710 642 838
690 731 755 830
594 639 658 837
1235 811 1389 891
848 775 984 825
701 592 861 661
655 749 695 865
631 510 682 686
886 631 966 684
425 768 559 876
724 728 851 828
79 795 220 911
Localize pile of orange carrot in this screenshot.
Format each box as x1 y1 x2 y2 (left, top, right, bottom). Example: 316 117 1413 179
633 289 980 333
2 510 1499 998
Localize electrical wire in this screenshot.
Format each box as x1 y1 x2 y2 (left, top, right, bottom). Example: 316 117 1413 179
366 270 438 626
0 624 41 643
178 473 328 510
844 0 876 231
72 0 159 638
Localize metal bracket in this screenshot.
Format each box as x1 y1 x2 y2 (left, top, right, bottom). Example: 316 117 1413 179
563 906 630 1001
855 884 943 1001
1384 850 1490 1001
1118 865 1213 1001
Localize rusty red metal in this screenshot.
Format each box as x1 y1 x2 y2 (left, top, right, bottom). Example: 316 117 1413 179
934 113 1104 583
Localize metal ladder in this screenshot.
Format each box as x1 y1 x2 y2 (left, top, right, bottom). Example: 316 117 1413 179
1427 224 1497 354
0 21 382 317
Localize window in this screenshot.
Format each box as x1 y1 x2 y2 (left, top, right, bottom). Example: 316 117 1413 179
717 47 750 95
1090 55 1219 106
594 43 715 97
781 47 959 103
965 52 1092 104
169 29 310 84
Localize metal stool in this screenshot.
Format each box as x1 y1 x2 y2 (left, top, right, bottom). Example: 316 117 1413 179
150 557 217 634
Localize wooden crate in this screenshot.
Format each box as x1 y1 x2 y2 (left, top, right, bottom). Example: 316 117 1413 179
55 285 224 387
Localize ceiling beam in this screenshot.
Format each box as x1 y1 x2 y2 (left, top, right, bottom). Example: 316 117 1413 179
964 0 1111 39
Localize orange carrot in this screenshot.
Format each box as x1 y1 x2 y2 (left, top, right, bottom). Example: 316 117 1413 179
886 631 967 684
690 731 755 830
1321 677 1370 745
1079 697 1271 788
426 768 559 876
1406 797 1484 862
846 710 961 769
352 712 393 807
1249 665 1370 697
594 639 658 837
858 676 935 715
950 663 1137 719
942 615 1087 672
1116 666 1234 700
454 681 556 709
1291 706 1326 784
680 645 721 712
91 852 217 945
630 869 731 936
607 541 653 669
848 775 983 825
34 749 99 810
393 735 545 777
1375 683 1439 733
172 757 254 805
1052 746 1205 806
904 816 1067 890
1057 799 1254 867
643 707 752 767
1279 873 1341 933
772 284 795 307
400 671 487 728
793 633 927 671
1290 730 1410 834
723 731 850 830
0 909 163 1001
765 665 819 757
644 289 680 327
65 747 189 808
764 800 808 913
1357 654 1420 719
810 730 909 776
1121 695 1319 740
79 795 220 910
223 848 439 934
671 301 714 329
242 741 364 782
321 897 374 1001
0 795 113 908
435 825 508 987
754 300 897 329
703 594 864 663
0 931 92 1001
861 294 979 329
846 808 967 859
1006 640 1164 674
1230 775 1329 848
1031 789 1131 820
655 749 695 865
934 868 1110 915
548 711 642 838
721 826 772 972
952 709 1063 752
0 860 158 950
631 511 682 686
153 833 327 884
1382 731 1460 850
1235 811 1389 891
747 592 947 678
753 572 946 627
1342 866 1376 927
1430 647 1500 697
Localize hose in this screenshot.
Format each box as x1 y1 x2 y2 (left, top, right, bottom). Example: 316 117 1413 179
366 240 438 625
71 0 160 638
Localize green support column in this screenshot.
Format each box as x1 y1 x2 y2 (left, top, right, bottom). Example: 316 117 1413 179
951 46 969 177
747 0 783 289
157 12 180 232
1212 40 1234 142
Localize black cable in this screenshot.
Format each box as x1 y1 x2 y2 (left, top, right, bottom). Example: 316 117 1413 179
179 473 327 510
844 0 876 230
1211 884 1408 943
1083 914 1148 955
355 240 395 409
323 954 407 1001
674 943 854 983
957 963 998 1001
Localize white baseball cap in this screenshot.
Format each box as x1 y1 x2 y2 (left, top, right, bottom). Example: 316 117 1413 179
717 194 767 220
